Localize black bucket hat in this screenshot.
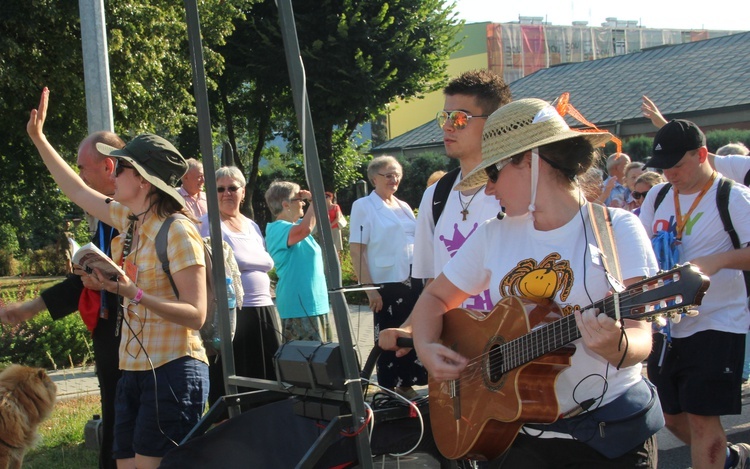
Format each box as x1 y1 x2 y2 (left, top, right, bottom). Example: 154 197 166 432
96 133 188 208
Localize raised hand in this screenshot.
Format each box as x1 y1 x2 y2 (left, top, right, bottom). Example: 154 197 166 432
641 95 668 129
27 87 50 141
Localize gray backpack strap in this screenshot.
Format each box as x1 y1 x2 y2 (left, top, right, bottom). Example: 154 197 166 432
155 215 180 298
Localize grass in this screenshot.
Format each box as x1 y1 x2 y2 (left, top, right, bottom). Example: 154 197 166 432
0 276 62 289
23 394 100 468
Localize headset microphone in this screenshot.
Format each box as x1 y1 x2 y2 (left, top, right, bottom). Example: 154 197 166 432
496 210 506 220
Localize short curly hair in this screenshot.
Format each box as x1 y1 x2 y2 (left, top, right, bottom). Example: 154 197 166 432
444 70 512 115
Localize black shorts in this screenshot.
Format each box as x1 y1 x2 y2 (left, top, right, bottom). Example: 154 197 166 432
647 330 744 416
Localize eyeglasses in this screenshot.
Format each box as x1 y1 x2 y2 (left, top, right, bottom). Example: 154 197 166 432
378 173 401 181
115 161 136 177
217 186 240 193
632 189 650 200
289 197 306 203
483 160 510 183
436 110 489 130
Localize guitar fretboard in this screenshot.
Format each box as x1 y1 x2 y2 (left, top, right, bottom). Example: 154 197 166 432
499 294 626 372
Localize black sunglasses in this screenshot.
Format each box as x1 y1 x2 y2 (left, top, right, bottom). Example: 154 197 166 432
632 189 650 200
484 164 500 183
114 160 135 177
217 186 240 193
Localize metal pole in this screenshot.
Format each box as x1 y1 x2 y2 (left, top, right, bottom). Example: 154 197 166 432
78 0 114 133
275 1 373 466
184 0 239 415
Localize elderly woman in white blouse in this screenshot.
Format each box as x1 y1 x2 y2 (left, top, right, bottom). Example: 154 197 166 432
349 156 426 398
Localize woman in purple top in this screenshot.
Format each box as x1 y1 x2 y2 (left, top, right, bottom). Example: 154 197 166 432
199 166 280 404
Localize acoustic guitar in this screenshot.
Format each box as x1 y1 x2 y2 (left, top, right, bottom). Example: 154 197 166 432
429 264 709 460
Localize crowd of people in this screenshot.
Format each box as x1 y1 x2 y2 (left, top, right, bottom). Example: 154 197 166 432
0 88 335 468
378 78 750 469
1 69 749 469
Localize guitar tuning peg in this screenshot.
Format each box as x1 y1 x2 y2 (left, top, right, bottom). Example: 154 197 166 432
671 314 682 324
684 309 699 317
653 316 667 328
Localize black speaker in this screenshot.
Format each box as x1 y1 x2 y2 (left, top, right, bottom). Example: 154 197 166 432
274 341 357 391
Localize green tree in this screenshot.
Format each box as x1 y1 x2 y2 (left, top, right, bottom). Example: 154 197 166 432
0 1 243 253
214 0 461 197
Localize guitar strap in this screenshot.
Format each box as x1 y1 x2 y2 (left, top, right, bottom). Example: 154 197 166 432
587 202 623 290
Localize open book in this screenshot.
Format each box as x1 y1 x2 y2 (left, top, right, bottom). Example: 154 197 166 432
72 242 125 280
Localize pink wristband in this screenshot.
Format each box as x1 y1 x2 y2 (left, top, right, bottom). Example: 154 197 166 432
129 288 144 306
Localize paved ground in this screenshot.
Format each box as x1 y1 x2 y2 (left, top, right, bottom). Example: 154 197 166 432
48 366 100 399
53 304 750 468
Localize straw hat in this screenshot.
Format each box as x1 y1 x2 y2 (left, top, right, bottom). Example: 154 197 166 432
97 134 188 208
456 98 613 190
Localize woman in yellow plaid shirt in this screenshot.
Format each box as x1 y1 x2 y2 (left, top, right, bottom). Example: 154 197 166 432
27 88 208 469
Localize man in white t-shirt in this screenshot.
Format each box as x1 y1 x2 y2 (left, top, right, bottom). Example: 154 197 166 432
412 70 511 311
639 119 750 469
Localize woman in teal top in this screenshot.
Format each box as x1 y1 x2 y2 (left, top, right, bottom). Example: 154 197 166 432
264 181 331 342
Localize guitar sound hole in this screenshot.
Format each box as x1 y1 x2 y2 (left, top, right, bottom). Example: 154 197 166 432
488 344 504 383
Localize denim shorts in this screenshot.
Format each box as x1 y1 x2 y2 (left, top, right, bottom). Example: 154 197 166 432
113 356 208 459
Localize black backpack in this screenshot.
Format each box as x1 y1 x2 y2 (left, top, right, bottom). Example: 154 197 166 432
431 167 461 224
654 177 750 295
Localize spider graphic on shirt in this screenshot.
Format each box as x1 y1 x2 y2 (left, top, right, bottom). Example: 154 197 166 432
500 253 573 302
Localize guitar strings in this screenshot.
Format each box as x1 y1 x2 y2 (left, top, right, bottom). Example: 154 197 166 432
454 292 671 388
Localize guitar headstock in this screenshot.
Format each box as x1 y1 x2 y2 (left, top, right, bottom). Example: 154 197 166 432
614 263 710 322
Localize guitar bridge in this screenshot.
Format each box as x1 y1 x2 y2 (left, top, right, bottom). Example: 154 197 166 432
450 378 460 420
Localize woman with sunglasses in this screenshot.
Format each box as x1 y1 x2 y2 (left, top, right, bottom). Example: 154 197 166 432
198 166 280 406
632 171 665 215
264 181 331 342
28 88 208 469
396 98 661 467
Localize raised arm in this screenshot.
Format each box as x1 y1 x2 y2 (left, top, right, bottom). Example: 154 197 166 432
641 95 668 129
27 88 112 224
286 190 317 246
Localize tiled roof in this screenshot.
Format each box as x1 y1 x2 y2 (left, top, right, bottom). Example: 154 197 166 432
508 31 750 127
372 118 443 152
376 31 750 151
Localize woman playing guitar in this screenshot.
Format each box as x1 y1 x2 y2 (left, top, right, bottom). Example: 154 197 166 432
385 98 663 468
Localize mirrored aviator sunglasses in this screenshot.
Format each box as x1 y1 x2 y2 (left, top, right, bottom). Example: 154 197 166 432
436 110 489 130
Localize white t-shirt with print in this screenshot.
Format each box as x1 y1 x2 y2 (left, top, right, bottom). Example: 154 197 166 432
413 174 501 311
639 177 750 337
443 206 657 412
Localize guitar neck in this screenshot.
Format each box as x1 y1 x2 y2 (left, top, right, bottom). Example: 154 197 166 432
500 297 611 373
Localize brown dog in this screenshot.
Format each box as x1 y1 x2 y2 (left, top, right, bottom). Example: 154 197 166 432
0 365 57 469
